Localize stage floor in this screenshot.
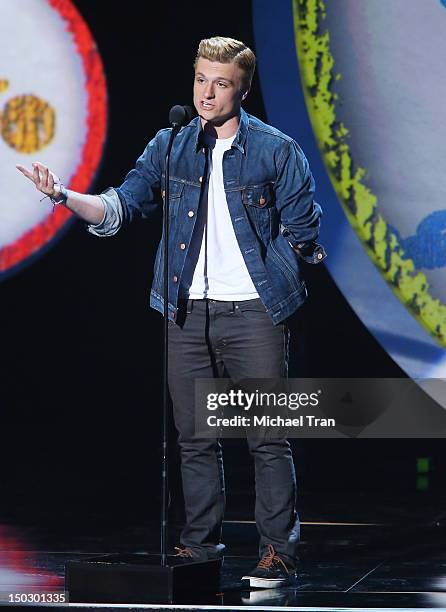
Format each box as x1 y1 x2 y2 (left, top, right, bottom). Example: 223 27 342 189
0 501 445 611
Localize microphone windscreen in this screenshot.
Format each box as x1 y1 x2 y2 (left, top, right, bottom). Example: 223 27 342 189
169 105 194 127
183 105 194 123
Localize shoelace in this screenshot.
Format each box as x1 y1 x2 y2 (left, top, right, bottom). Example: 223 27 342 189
257 544 289 572
174 546 195 558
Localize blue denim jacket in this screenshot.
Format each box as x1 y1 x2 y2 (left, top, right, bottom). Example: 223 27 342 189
90 108 325 324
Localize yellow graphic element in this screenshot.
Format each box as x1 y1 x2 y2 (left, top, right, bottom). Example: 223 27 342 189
0 81 55 153
293 0 446 347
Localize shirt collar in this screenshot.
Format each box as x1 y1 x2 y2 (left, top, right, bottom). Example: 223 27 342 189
194 107 249 154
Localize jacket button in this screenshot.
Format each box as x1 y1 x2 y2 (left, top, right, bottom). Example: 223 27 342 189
162 190 165 198
199 176 203 183
180 243 186 250
259 196 266 206
188 210 194 217
173 275 178 283
317 252 323 260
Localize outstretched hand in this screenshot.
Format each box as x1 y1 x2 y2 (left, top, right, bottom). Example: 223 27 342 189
16 162 61 198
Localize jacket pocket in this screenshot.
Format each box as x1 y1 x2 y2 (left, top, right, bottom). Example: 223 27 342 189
242 182 275 208
242 183 276 243
161 178 185 218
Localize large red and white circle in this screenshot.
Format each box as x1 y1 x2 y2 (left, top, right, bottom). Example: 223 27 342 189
0 0 107 276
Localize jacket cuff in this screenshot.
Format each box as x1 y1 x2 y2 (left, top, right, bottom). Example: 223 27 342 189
289 240 327 264
86 187 124 237
280 223 326 264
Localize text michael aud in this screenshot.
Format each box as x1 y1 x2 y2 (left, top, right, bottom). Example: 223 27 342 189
206 415 336 428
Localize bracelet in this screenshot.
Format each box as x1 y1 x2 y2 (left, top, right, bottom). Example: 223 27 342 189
40 184 68 212
51 184 68 205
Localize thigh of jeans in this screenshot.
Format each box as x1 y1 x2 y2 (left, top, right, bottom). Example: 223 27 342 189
218 299 289 380
167 302 223 440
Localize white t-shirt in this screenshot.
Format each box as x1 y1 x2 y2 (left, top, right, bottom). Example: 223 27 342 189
180 134 259 301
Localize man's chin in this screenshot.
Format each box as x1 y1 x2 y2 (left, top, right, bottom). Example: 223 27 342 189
199 113 232 127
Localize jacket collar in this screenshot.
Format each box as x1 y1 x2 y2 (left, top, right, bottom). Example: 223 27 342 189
193 107 249 154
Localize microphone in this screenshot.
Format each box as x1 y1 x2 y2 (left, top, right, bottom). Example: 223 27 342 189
169 105 194 128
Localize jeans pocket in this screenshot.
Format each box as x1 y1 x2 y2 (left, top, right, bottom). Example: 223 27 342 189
236 298 270 320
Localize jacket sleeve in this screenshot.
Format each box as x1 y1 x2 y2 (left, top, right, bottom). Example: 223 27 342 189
114 129 166 226
274 139 326 264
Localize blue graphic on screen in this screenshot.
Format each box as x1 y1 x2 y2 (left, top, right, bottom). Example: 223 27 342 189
392 211 446 270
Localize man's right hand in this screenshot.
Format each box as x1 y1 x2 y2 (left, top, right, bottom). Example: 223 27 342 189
15 161 106 225
16 161 61 198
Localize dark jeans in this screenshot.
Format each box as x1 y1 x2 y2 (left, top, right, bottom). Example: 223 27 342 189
167 298 299 567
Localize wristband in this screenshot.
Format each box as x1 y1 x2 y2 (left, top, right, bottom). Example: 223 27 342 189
51 184 68 205
40 183 69 212
48 184 68 213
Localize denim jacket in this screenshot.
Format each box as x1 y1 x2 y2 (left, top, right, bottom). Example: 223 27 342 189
88 108 326 324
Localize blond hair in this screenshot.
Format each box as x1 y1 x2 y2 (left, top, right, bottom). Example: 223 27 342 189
194 36 256 90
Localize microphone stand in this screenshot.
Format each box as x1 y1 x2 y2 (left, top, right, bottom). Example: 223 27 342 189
161 124 181 567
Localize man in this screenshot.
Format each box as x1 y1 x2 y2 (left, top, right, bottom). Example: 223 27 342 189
17 36 325 588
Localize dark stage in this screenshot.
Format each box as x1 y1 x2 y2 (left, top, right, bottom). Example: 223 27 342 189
2 0 446 610
1 495 446 609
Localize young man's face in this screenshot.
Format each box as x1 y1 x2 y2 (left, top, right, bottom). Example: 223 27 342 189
193 57 248 127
